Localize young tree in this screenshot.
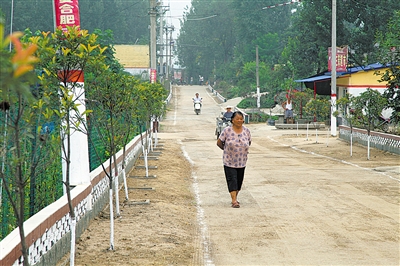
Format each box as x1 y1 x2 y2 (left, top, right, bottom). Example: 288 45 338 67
304 97 331 123
30 26 106 265
334 93 356 156
351 89 388 160
133 82 167 178
116 76 147 201
375 11 400 123
236 61 270 98
0 20 45 266
292 88 314 119
84 70 144 250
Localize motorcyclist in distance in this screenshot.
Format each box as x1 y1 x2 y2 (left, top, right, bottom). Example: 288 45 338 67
193 92 202 107
222 106 233 122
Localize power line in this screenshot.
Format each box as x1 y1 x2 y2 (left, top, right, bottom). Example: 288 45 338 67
187 15 218 21
262 0 301 10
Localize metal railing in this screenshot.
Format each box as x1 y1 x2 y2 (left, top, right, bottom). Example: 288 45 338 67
339 125 400 155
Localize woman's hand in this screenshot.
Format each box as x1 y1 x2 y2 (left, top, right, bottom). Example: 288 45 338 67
216 139 225 150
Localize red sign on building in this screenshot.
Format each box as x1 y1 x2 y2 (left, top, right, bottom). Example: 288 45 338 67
54 0 81 31
328 46 348 72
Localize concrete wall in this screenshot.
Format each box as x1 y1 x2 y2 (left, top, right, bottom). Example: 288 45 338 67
0 132 149 266
339 125 400 155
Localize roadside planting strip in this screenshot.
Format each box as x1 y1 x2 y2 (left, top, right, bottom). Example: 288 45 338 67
267 136 400 183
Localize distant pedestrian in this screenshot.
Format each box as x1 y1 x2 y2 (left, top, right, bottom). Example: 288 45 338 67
282 97 294 123
199 75 204 85
216 111 251 208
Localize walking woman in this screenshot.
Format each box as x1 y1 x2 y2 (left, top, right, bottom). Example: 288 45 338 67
216 111 251 208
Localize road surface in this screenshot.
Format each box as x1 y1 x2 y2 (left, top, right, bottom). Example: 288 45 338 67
159 85 399 266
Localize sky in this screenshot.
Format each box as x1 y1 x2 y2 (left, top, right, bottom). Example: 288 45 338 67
165 0 192 39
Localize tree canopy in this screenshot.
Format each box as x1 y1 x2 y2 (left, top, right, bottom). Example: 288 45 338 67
0 0 149 44
177 0 400 100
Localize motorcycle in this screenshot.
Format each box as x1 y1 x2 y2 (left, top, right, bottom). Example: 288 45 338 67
215 117 231 139
193 99 202 115
376 115 390 132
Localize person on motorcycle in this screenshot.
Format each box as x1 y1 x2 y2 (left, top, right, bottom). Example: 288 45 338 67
193 93 202 107
222 106 233 122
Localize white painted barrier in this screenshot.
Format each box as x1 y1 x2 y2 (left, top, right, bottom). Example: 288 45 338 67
0 132 147 266
339 125 400 155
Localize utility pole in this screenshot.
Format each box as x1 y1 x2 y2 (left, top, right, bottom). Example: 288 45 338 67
159 5 169 82
256 45 260 108
164 25 174 80
165 26 169 79
331 0 337 136
169 26 174 80
159 10 164 79
149 0 157 71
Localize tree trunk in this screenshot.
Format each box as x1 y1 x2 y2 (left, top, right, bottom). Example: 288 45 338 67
142 145 149 178
70 217 76 266
154 118 159 148
109 186 114 250
15 111 30 266
140 130 149 177
350 133 353 157
122 164 129 201
147 129 153 153
112 154 120 217
114 167 120 217
18 194 29 266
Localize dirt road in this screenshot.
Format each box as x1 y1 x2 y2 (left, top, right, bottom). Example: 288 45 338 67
160 85 399 265
71 85 399 266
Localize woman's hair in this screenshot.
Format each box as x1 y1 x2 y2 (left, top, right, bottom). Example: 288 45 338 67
231 111 244 120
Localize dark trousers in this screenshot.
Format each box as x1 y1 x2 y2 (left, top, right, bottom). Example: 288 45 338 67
224 166 246 192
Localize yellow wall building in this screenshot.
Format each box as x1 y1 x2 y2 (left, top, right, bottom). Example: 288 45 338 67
296 63 394 119
296 63 390 98
336 65 388 98
114 45 150 75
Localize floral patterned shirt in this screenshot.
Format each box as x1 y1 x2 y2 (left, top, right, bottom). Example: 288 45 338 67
219 126 251 168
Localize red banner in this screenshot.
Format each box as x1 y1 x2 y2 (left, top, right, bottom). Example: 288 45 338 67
328 46 348 72
174 70 182 80
54 0 81 32
150 69 157 83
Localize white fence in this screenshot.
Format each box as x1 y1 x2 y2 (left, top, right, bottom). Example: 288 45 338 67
208 84 226 102
339 125 400 155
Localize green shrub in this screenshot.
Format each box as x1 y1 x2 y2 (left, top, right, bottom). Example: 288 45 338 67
237 95 277 109
246 112 278 123
237 97 256 108
214 80 231 95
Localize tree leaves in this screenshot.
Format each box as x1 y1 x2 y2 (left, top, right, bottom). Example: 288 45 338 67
178 0 400 101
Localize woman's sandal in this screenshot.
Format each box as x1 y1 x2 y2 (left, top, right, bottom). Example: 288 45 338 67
231 202 240 208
